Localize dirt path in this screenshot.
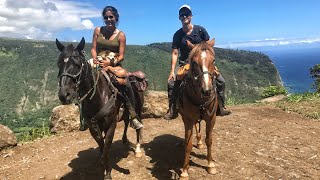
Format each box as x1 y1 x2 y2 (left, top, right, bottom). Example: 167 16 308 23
1 104 320 180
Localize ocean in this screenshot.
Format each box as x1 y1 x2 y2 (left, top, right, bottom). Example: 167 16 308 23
262 47 319 93
241 44 319 93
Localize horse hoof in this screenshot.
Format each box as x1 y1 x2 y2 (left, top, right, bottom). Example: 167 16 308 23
104 174 112 180
197 144 204 149
135 151 143 158
180 171 189 179
207 167 217 175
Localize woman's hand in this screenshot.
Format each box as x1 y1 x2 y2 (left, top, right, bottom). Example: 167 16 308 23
93 57 99 64
98 58 111 67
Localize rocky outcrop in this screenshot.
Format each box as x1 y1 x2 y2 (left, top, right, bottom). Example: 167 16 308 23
258 94 287 103
143 91 168 118
0 124 17 150
49 104 80 133
49 91 169 133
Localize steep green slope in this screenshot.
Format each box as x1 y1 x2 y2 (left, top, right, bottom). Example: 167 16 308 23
149 43 282 102
0 38 281 132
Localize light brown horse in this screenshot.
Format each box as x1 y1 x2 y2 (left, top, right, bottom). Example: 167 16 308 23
178 42 218 178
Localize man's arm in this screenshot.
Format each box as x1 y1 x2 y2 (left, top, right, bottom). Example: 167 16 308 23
168 48 179 81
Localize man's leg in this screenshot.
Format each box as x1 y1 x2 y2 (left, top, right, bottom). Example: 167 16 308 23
216 74 231 116
164 79 180 120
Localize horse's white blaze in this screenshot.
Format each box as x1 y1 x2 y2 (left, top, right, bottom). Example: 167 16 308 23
201 51 210 91
64 58 69 63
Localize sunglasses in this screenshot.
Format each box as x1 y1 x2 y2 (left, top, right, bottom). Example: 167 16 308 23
104 15 114 20
179 12 191 18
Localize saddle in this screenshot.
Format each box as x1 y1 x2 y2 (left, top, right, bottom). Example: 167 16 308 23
176 63 220 81
128 71 148 92
104 66 148 92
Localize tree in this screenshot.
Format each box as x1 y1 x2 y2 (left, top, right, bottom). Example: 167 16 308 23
310 64 320 93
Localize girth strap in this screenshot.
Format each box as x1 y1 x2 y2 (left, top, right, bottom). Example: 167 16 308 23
90 92 117 123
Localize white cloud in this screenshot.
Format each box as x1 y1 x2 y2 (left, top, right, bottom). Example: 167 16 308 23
0 0 100 40
217 37 320 49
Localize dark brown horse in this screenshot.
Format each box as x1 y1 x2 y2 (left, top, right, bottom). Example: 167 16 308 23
55 38 144 179
178 42 218 178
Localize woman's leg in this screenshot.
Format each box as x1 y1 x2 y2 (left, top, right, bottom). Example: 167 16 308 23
125 82 143 129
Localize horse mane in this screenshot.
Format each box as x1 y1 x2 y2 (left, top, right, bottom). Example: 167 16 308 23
187 42 215 63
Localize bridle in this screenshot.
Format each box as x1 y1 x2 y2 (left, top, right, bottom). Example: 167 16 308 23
185 59 217 116
59 56 85 88
58 52 96 102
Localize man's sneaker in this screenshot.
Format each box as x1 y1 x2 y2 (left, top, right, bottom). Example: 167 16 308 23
163 111 179 120
130 118 144 129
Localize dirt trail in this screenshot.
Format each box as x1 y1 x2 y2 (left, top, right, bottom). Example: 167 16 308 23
1 104 320 180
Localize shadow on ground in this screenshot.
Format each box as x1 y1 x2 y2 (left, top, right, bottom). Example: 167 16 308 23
61 140 132 180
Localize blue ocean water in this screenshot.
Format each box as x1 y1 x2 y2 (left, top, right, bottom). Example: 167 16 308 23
263 47 319 93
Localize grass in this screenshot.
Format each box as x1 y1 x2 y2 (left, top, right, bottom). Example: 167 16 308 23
276 92 320 120
16 122 52 142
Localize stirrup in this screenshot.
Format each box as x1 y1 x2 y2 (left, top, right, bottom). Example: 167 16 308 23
130 118 143 129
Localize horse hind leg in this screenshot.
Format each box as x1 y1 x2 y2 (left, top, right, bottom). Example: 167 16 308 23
195 121 204 149
121 106 130 144
134 91 144 158
134 128 143 158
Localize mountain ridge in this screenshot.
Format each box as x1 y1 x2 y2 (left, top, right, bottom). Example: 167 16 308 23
0 37 282 132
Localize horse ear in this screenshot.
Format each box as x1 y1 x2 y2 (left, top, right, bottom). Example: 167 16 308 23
56 38 65 52
76 37 85 51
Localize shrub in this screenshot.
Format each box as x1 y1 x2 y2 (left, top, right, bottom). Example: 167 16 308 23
261 86 288 98
310 64 320 92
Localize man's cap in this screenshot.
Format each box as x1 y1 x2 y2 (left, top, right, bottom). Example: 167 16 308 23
179 4 192 14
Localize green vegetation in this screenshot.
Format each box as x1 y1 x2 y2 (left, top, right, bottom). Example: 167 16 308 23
277 92 320 119
310 64 320 92
261 85 288 98
0 38 283 137
16 122 52 142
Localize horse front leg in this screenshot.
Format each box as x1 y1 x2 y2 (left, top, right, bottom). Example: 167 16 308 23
101 118 117 180
205 117 217 175
87 119 104 154
194 121 204 149
181 119 193 179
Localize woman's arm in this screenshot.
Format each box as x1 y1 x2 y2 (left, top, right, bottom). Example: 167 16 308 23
91 27 100 63
116 31 126 64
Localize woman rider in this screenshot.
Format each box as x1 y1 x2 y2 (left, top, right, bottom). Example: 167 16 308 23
91 6 143 129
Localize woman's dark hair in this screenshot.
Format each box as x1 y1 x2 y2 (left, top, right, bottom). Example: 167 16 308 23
102 6 119 22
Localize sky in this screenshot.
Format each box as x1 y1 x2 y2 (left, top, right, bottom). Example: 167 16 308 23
1 0 320 49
